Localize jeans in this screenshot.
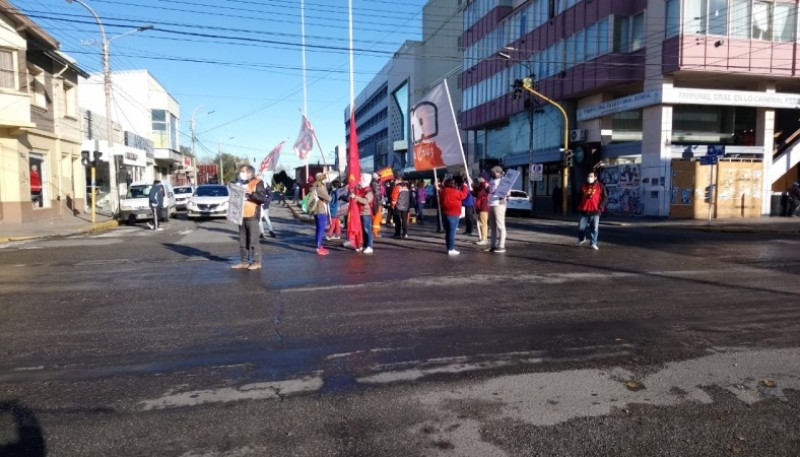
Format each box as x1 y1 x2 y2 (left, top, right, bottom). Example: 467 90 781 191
463 206 475 234
315 214 328 249
239 217 261 263
489 204 507 249
393 208 408 237
259 207 273 235
149 205 159 230
578 214 600 246
416 202 425 223
444 215 459 251
361 215 374 248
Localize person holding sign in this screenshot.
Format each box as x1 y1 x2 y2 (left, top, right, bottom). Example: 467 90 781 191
231 165 269 271
487 166 512 253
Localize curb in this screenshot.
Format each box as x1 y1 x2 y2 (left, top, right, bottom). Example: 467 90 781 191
0 219 119 244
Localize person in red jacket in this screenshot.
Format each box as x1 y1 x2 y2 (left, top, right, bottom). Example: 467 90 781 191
440 178 470 255
576 171 608 250
472 176 490 245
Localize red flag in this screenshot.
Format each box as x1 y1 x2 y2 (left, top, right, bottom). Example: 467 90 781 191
259 141 284 174
346 111 363 247
292 115 315 160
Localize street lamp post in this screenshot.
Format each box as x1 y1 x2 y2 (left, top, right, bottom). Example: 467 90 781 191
190 105 214 185
66 0 152 217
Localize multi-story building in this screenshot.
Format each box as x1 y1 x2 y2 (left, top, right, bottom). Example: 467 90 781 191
79 70 183 194
0 1 89 224
461 0 800 217
346 0 464 176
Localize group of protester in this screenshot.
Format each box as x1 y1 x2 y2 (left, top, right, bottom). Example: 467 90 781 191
230 164 609 268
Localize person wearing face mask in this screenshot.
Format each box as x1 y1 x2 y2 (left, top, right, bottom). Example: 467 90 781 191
231 165 269 270
576 171 608 250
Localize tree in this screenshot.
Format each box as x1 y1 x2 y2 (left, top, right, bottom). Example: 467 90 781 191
180 145 194 158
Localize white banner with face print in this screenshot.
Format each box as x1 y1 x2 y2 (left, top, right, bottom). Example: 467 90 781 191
410 81 465 172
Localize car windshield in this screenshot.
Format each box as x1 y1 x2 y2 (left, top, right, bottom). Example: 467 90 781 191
126 186 152 199
510 190 528 198
195 186 228 197
174 187 193 194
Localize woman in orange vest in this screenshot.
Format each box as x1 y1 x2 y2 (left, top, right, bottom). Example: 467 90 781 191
231 165 269 270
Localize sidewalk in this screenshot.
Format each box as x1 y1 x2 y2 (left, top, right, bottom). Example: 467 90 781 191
0 214 119 243
288 203 799 235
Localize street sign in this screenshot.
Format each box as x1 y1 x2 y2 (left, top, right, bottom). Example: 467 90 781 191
530 163 544 182
699 155 719 166
707 145 726 156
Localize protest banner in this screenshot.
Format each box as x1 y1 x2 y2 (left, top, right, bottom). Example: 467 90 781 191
227 184 245 225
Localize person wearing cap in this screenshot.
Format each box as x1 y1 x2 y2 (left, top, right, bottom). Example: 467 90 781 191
308 172 332 255
487 166 509 253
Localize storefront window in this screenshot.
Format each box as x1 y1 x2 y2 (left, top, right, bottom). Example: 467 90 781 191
672 105 736 144
612 110 643 142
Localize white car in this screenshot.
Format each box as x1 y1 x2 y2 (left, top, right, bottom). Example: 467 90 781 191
173 186 195 210
186 185 230 219
506 190 533 213
120 182 177 225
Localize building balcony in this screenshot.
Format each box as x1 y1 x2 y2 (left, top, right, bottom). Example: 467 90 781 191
664 35 797 77
153 148 182 163
0 90 35 129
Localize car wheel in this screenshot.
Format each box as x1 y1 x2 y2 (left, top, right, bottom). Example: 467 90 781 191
126 215 136 226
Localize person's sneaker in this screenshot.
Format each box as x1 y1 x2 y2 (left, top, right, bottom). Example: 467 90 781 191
333 235 341 240
355 247 363 253
231 262 250 269
362 247 374 255
146 222 154 230
448 250 460 256
591 244 599 250
325 235 332 241
475 240 488 246
155 228 164 231
403 234 409 239
316 248 330 256
247 262 262 270
269 231 277 238
494 248 506 253
343 241 354 249
576 240 587 247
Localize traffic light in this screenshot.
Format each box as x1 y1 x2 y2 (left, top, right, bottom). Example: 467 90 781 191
81 150 90 167
81 150 103 167
565 150 575 168
93 150 102 163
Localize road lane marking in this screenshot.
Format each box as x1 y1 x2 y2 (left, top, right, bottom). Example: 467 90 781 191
140 374 324 410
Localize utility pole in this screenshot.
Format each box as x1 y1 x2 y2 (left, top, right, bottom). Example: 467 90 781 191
67 0 152 215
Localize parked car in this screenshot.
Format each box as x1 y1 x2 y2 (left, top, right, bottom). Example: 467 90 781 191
506 190 533 213
120 182 177 225
186 185 230 220
173 186 195 210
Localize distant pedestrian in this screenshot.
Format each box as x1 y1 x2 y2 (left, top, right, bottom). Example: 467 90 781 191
259 180 276 239
350 174 375 254
576 171 608 250
552 185 563 214
292 181 300 205
460 177 475 236
440 178 470 255
390 176 411 239
232 165 269 270
787 182 800 217
371 174 383 238
473 176 490 245
415 180 427 224
309 173 332 256
487 166 509 253
277 184 288 206
146 180 165 231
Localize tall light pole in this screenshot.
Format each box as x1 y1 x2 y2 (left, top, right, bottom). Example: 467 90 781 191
191 105 214 185
66 0 152 216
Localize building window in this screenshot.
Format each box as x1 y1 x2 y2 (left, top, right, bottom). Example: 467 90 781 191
631 14 645 50
586 23 599 60
614 16 631 53
666 0 681 37
731 0 752 38
28 66 47 108
152 109 168 149
29 153 48 209
63 81 76 118
169 113 178 151
684 0 708 35
752 1 773 40
773 3 796 42
0 49 15 89
708 0 728 35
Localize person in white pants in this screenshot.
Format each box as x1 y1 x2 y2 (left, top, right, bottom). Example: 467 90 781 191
487 166 508 253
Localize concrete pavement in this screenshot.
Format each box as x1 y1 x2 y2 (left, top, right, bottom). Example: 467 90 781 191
0 214 118 243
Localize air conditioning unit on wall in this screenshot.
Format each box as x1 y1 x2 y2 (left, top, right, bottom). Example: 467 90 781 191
570 129 586 143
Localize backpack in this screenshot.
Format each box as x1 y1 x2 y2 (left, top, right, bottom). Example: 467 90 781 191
302 187 319 214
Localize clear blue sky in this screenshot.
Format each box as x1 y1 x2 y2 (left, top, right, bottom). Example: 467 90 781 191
11 0 428 176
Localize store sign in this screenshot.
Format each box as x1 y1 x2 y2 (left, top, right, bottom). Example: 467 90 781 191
530 163 544 182
578 88 800 121
577 90 662 121
125 152 138 161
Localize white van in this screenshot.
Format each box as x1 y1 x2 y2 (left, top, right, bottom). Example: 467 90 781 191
120 181 177 225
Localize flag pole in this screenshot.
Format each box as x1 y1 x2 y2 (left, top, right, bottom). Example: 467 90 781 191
300 0 310 183
444 79 471 184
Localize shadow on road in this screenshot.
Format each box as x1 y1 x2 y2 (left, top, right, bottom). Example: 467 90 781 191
0 400 46 457
162 243 229 262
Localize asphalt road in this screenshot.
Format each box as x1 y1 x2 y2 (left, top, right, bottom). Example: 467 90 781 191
1 205 799 457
